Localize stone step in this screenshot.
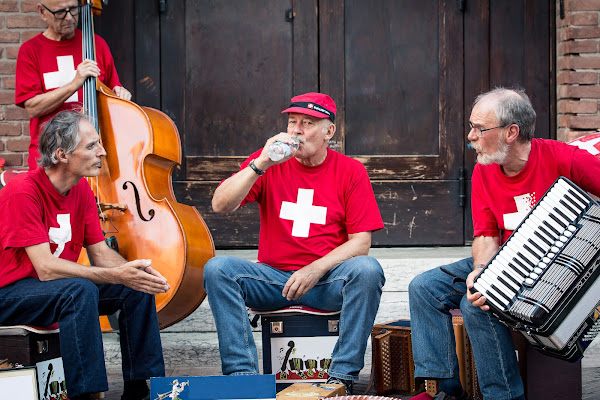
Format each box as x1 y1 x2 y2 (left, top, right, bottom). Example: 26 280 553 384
161 247 472 333
102 247 600 372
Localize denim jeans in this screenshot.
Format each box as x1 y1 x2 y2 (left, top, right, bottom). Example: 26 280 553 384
203 255 385 381
0 278 165 397
408 257 524 400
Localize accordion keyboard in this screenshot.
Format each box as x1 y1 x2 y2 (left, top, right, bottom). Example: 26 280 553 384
473 178 600 326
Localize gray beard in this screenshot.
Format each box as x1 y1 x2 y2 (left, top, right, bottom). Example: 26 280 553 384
477 137 510 165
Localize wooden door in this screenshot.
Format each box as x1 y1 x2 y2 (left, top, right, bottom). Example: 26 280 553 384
463 0 555 242
319 0 464 246
95 0 554 248
164 0 465 247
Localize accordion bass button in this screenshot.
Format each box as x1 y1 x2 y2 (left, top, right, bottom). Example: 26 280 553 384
525 278 535 285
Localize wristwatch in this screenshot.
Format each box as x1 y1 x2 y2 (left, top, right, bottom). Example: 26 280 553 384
248 159 264 176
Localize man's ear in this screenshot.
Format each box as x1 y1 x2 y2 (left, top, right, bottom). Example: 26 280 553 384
38 3 49 23
505 123 520 144
55 148 68 164
325 123 336 140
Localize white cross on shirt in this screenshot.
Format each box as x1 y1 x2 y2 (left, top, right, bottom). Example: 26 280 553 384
280 188 327 237
569 137 600 156
48 214 72 257
503 192 536 231
43 56 78 103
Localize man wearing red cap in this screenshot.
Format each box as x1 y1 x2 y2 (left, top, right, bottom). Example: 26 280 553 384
204 92 385 392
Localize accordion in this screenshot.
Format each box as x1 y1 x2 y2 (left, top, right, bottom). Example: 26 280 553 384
473 177 600 362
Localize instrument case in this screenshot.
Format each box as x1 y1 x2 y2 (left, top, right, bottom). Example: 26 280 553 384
258 307 340 388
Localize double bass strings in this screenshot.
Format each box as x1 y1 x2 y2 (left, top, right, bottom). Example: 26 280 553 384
80 1 106 231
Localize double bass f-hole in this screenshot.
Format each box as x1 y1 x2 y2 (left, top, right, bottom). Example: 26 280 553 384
123 180 155 221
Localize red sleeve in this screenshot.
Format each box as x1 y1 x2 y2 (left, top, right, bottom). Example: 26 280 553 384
15 39 43 107
95 34 121 90
0 192 49 250
570 146 600 198
344 162 384 234
471 165 501 238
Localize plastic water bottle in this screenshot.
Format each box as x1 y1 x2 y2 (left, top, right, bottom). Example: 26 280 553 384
267 139 299 161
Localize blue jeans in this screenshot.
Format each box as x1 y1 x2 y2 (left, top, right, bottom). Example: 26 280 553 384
0 278 165 397
203 255 385 381
409 257 524 400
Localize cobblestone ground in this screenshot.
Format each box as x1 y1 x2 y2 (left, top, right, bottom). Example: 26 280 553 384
101 366 600 400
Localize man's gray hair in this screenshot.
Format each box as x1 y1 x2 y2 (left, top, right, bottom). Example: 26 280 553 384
38 110 90 168
473 87 537 142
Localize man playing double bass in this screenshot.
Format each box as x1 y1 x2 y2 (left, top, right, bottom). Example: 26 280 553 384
15 0 131 171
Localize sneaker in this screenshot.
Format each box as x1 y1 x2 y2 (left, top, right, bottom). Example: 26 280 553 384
325 376 353 395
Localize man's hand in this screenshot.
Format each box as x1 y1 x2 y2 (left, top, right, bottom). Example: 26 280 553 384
116 259 171 295
282 264 324 300
466 267 489 311
73 59 101 88
255 132 299 169
113 86 132 101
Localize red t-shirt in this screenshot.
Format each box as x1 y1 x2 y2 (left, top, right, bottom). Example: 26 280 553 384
15 30 121 170
0 167 105 287
238 148 384 270
472 138 600 244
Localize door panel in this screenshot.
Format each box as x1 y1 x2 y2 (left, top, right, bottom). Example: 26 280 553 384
463 0 555 242
97 0 554 248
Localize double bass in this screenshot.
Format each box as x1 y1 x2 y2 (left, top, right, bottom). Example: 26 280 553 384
80 0 215 329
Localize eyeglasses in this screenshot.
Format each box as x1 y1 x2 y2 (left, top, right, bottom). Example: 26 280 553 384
468 122 512 138
41 3 80 19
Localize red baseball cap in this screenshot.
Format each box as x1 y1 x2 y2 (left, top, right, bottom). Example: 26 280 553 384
281 92 336 123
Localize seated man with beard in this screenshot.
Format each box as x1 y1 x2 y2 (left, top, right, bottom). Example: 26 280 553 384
408 87 600 400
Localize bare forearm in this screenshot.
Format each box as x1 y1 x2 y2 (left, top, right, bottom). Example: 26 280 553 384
306 232 372 275
212 167 260 214
471 235 500 268
35 255 118 284
87 245 128 269
26 242 170 294
23 82 80 119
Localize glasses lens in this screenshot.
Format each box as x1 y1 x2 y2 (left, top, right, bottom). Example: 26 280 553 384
53 7 79 19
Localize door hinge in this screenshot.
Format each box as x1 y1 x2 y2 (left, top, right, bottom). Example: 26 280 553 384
159 0 167 13
458 167 466 207
285 9 295 22
458 0 466 12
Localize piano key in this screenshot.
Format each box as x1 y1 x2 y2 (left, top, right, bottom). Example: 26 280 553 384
483 267 520 292
492 258 526 282
473 280 508 310
478 270 512 294
491 283 514 303
544 195 578 221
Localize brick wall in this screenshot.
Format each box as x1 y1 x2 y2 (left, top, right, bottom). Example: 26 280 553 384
557 0 600 143
2 2 600 168
0 0 44 168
